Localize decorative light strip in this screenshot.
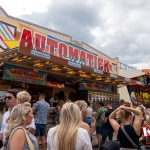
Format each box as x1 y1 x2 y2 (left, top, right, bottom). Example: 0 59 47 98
51 68 61 71
67 71 75 75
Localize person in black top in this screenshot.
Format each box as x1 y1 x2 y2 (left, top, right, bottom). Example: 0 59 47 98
49 93 59 107
53 93 59 107
109 105 142 149
99 103 114 150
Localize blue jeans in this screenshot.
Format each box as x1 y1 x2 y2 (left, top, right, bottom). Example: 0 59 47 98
35 123 47 137
96 126 103 135
54 112 60 125
99 128 113 150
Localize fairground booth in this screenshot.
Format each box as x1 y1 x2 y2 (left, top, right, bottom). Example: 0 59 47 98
0 6 143 112
129 69 150 107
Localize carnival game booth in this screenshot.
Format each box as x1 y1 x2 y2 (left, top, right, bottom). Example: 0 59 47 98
128 69 150 107
0 7 143 112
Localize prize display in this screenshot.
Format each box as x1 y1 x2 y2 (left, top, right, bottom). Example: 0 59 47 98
88 91 120 111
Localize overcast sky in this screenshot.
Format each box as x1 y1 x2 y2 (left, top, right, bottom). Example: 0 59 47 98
1 0 150 70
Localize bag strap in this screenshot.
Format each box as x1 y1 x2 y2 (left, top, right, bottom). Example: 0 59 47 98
10 127 34 150
120 126 138 148
23 130 34 150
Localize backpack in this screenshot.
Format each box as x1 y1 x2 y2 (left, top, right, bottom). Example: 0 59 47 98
98 108 106 125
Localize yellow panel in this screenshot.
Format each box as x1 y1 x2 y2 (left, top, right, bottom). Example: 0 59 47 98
4 40 19 49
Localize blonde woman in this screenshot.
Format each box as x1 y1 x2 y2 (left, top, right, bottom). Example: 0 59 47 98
16 91 31 103
75 100 91 137
4 102 38 150
109 105 142 149
17 91 35 134
47 102 92 150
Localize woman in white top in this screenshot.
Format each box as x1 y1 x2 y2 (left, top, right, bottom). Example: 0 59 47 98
47 102 92 150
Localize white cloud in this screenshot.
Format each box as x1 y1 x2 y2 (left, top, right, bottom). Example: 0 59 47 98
0 0 51 16
1 0 150 70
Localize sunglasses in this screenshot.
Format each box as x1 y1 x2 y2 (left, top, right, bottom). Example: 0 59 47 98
5 96 13 100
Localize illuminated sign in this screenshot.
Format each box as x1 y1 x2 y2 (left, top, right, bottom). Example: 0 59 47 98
19 28 110 72
3 64 47 85
0 16 118 74
79 82 111 92
47 82 65 88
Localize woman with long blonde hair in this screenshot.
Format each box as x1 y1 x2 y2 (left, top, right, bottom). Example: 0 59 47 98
75 100 91 137
3 102 38 150
47 102 92 150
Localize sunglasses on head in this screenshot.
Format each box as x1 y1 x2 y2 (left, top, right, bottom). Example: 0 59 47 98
5 96 12 100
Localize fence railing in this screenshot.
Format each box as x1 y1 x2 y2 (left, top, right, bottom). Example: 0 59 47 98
119 62 137 70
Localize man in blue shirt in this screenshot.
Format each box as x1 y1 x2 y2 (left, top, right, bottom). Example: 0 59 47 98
33 93 50 150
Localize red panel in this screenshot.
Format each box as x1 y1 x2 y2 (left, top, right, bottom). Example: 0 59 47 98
20 29 33 49
47 38 58 56
35 33 46 52
58 42 67 58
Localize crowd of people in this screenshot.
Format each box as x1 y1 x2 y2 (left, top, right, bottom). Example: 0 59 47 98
0 90 93 150
96 100 150 150
0 89 150 150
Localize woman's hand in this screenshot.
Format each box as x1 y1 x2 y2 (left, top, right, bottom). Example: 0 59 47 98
114 105 126 112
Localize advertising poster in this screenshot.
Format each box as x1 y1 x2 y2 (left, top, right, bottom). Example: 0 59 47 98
3 64 47 85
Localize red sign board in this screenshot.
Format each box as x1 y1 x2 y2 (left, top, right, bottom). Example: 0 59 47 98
19 28 110 73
